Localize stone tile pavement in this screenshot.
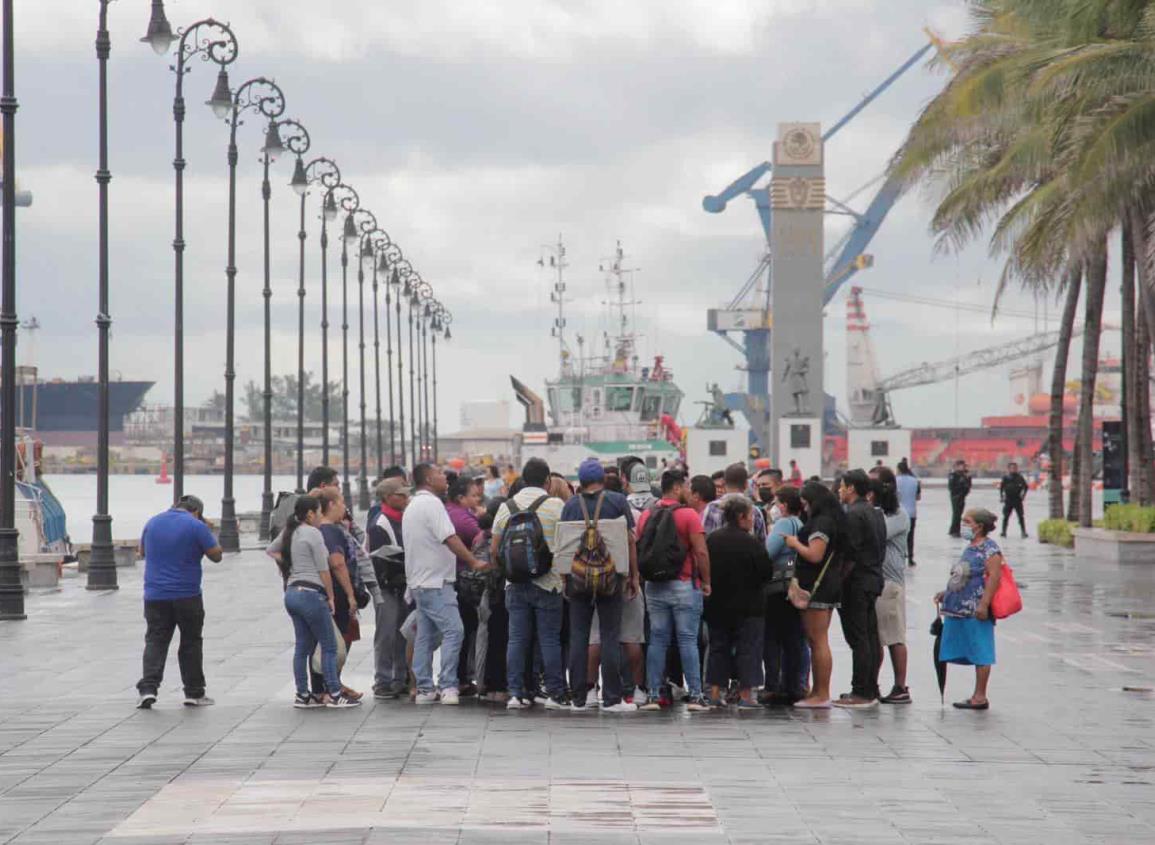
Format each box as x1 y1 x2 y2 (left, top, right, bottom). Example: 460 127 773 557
1 487 1153 844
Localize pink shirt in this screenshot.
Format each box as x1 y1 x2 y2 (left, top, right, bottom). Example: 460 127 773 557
635 497 704 581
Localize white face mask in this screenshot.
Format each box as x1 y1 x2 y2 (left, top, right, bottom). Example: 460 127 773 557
961 525 975 541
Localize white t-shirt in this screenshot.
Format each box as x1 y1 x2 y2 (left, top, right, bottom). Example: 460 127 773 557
401 490 457 590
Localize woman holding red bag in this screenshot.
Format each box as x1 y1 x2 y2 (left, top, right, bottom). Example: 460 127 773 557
934 508 1003 710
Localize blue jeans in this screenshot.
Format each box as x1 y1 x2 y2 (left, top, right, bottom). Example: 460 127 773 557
645 580 704 697
284 586 341 697
412 584 464 693
505 582 565 699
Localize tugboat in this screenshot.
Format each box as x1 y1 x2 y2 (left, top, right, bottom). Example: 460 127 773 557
511 239 684 475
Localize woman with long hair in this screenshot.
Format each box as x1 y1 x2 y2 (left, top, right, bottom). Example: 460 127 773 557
267 496 358 708
784 481 848 709
935 508 1003 709
315 487 362 700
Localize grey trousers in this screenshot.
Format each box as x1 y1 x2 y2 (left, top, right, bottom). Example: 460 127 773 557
475 590 490 690
374 590 410 691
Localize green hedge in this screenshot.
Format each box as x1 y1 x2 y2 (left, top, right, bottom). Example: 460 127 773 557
1103 504 1155 534
1037 519 1075 548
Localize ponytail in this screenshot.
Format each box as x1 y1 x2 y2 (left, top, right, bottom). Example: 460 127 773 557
279 495 320 581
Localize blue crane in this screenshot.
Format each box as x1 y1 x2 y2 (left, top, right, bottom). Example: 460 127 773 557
703 41 934 446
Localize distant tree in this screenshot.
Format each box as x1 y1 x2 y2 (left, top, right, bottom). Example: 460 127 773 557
242 372 342 422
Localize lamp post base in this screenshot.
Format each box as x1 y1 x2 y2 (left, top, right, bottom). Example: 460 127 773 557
357 475 370 511
259 490 274 541
219 497 240 553
0 527 25 620
87 513 118 591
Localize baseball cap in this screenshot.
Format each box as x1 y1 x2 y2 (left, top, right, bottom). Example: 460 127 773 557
578 457 605 486
629 463 651 493
376 477 412 500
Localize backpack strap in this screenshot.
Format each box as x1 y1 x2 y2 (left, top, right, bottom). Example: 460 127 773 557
577 492 593 528
527 495 549 514
591 492 605 525
506 499 522 516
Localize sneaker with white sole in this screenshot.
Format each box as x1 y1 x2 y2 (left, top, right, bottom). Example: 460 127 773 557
544 696 569 711
182 695 215 707
638 699 662 712
293 693 321 709
325 692 362 709
832 696 879 710
603 701 638 714
136 693 157 710
415 690 441 705
440 688 460 706
685 695 713 712
506 696 531 710
632 689 649 707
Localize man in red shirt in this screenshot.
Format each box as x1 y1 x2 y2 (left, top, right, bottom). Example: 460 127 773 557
636 469 712 711
788 460 804 487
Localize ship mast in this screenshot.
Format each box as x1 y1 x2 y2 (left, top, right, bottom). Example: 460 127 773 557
600 240 641 373
539 234 570 377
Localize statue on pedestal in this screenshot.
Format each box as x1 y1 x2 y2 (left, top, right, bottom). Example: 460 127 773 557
782 348 810 416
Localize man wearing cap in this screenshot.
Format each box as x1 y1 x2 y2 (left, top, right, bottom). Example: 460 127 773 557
560 458 641 711
626 462 657 516
136 495 223 709
368 477 412 699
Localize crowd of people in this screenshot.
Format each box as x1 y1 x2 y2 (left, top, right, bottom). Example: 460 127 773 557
131 455 1015 714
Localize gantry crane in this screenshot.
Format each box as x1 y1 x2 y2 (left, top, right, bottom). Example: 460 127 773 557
703 40 936 448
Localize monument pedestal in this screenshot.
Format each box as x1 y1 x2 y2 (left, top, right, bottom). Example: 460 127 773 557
778 416 821 480
686 425 749 477
848 427 911 470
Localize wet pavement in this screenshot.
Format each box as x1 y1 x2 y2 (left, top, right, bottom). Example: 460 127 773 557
1 486 1153 844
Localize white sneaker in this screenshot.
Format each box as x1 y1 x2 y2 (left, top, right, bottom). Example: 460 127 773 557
632 689 649 707
415 690 440 705
507 696 533 710
136 693 156 710
182 696 215 707
440 688 460 706
604 701 638 713
544 696 569 711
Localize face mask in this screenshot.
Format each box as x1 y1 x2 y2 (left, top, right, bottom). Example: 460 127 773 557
758 488 774 504
961 525 975 541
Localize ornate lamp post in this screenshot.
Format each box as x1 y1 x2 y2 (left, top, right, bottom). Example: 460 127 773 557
411 279 433 461
0 0 21 618
219 77 286 552
419 291 433 461
146 12 237 501
390 261 410 467
377 243 403 471
368 233 394 477
431 304 451 463
403 273 424 466
341 206 374 505
290 155 340 489
352 212 378 511
320 182 358 467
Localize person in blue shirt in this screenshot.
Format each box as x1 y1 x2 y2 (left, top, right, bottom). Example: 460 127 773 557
895 459 921 566
136 495 223 709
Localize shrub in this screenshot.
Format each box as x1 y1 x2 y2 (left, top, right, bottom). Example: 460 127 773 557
1037 519 1074 548
1103 504 1155 534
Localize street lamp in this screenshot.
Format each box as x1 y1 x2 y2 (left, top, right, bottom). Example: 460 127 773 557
419 292 433 461
353 212 378 511
251 116 305 539
219 76 286 553
148 15 237 501
319 182 358 467
377 242 404 471
293 156 341 490
411 279 433 461
403 272 424 466
368 232 393 478
0 0 21 618
431 304 451 463
344 207 376 507
390 261 409 467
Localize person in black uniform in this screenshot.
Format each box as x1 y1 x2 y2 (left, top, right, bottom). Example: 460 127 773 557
999 462 1029 539
947 460 972 537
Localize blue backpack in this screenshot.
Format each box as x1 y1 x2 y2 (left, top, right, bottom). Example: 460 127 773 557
497 495 553 584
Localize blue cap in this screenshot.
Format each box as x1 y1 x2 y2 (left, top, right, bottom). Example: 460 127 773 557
578 458 605 486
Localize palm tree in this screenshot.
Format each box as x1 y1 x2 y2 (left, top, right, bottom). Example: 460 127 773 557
1049 266 1082 519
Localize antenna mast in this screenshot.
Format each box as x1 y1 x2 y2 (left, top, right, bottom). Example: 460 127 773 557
541 234 570 376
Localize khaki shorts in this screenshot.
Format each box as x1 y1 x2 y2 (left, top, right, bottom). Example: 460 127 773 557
876 581 907 647
590 589 646 645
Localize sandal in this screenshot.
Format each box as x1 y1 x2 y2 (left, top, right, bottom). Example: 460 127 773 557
952 698 989 710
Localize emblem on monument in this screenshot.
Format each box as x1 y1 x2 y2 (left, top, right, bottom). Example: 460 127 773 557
774 122 822 165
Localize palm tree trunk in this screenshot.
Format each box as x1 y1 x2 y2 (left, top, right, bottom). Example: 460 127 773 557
1138 286 1154 505
1123 226 1138 500
1129 206 1155 346
1049 264 1082 520
1077 241 1108 528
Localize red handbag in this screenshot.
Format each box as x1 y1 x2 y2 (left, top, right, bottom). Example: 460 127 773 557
989 562 1023 619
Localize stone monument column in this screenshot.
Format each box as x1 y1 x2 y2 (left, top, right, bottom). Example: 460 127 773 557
769 122 824 473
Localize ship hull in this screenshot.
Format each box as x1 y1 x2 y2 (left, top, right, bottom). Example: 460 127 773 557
15 381 153 433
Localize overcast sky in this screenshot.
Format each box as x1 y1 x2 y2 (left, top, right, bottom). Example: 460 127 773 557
8 0 1118 434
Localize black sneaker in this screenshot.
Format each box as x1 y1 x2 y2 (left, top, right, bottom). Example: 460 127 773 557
325 692 362 709
373 686 400 700
294 693 322 709
136 693 156 710
880 686 912 704
686 695 714 712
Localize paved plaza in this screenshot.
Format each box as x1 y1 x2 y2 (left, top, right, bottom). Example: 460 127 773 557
1 487 1153 844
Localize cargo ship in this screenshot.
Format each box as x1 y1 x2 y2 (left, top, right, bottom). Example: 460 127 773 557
13 366 154 444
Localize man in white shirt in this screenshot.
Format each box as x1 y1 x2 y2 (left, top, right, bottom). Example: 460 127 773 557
402 463 488 705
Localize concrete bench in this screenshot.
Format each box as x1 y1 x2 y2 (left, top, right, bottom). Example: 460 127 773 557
21 553 62 591
1073 527 1155 566
75 543 139 572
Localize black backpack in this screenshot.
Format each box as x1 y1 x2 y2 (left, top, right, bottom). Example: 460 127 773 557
497 495 553 584
637 504 688 582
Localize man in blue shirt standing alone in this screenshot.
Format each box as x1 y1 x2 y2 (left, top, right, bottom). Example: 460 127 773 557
136 495 223 709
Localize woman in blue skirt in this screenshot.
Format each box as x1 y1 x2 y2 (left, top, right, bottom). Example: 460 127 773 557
934 508 1003 710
